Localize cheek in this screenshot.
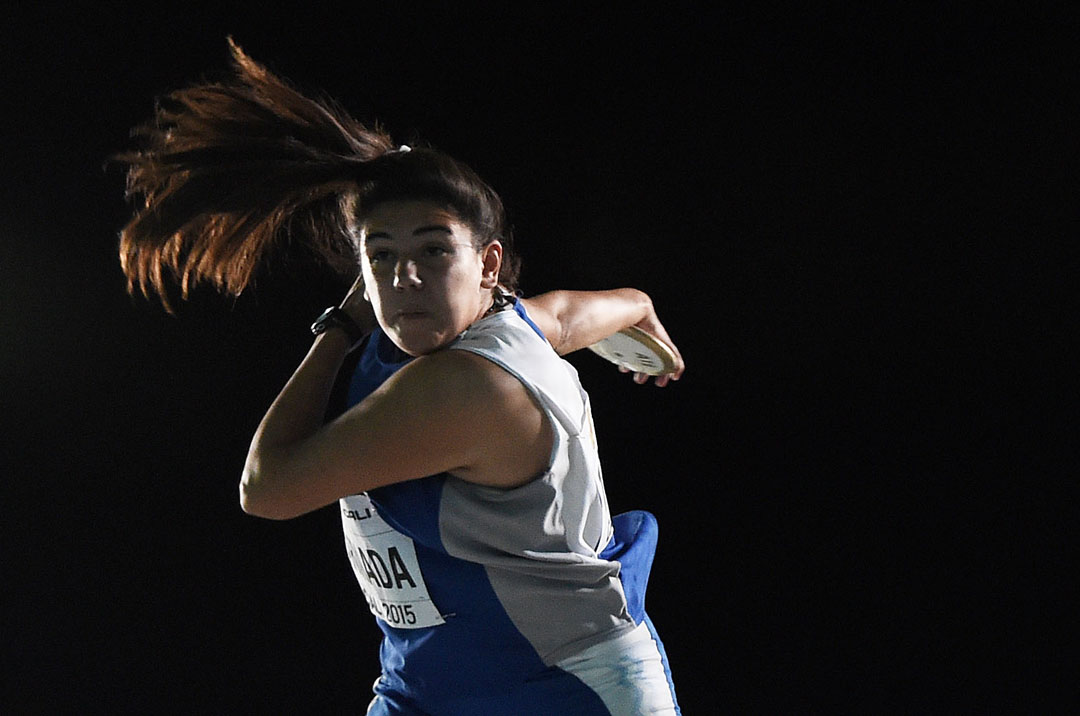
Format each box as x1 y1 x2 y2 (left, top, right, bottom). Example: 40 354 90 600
363 261 395 287
360 268 392 314
448 256 484 286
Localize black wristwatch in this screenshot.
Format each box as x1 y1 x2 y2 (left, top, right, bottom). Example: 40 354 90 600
310 306 365 344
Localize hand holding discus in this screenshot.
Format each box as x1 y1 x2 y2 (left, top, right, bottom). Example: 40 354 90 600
588 311 685 387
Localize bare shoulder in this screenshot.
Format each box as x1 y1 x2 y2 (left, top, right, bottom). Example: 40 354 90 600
420 348 553 488
415 348 543 425
398 347 526 402
382 349 542 441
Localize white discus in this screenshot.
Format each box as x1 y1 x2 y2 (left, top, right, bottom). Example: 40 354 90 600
587 326 678 376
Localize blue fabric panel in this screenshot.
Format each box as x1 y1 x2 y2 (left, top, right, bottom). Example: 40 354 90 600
370 537 605 705
368 477 448 554
347 330 410 408
511 299 547 341
601 510 659 625
368 663 610 715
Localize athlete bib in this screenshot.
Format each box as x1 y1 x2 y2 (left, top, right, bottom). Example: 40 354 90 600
340 493 445 629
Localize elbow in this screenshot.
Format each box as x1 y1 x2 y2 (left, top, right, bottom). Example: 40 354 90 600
629 288 652 316
239 471 274 519
238 473 264 517
239 463 295 521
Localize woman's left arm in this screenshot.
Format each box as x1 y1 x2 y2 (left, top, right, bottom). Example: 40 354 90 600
520 289 685 386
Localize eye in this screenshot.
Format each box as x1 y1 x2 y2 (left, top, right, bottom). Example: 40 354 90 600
368 249 393 264
424 245 450 257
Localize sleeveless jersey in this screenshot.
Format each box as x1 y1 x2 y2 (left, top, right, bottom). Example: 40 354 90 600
337 301 680 714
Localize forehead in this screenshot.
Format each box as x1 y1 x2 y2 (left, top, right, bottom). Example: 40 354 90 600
360 200 467 237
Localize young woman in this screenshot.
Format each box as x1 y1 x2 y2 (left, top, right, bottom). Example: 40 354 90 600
117 40 684 714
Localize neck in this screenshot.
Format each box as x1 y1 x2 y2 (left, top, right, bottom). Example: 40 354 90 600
483 287 510 317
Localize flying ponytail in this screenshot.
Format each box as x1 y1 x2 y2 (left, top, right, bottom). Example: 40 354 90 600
115 38 519 312
115 38 394 309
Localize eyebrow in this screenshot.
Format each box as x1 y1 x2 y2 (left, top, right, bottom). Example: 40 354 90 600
366 224 453 241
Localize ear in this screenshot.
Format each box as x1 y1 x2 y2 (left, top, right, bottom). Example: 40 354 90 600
479 240 503 289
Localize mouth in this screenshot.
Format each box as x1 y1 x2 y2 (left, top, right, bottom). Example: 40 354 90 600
393 308 429 320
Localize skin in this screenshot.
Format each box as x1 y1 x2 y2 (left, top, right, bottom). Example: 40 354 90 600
240 200 684 520
520 291 685 387
345 201 684 382
353 201 503 356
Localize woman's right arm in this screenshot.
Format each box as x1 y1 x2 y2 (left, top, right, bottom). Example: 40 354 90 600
240 340 553 519
520 289 685 386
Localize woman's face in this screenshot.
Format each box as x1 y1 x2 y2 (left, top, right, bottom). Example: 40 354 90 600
358 200 501 356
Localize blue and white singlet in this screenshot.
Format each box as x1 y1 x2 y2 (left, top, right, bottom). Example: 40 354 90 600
337 301 680 715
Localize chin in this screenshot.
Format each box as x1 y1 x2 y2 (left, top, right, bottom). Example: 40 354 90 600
389 328 451 357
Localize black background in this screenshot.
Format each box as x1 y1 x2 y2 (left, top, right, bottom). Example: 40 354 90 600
2 4 1071 713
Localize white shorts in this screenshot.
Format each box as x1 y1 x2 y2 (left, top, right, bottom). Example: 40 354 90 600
555 622 679 715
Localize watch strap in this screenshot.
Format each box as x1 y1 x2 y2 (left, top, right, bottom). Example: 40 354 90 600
311 306 365 344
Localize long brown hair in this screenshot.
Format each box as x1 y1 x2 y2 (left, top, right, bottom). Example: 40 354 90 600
115 38 518 311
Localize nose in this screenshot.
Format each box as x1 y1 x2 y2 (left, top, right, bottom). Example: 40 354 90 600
392 258 422 290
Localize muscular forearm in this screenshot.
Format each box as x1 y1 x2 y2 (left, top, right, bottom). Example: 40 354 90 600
240 330 352 516
522 287 684 385
526 289 652 355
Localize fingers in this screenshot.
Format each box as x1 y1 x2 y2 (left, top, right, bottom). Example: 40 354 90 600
341 274 366 305
620 360 682 387
619 364 681 386
670 358 686 381
635 308 685 385
338 273 376 333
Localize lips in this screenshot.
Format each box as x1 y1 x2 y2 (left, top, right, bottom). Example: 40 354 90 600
393 308 428 320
